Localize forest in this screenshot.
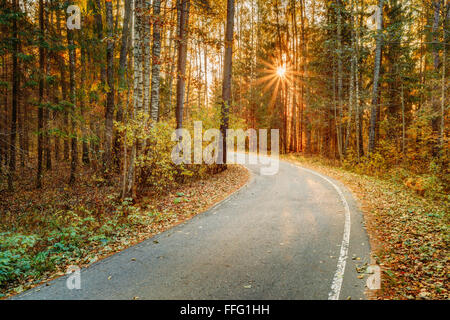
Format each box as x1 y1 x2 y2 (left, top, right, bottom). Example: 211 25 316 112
0 0 448 300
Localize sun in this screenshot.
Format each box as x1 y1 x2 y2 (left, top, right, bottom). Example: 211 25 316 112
254 58 300 111
277 65 286 78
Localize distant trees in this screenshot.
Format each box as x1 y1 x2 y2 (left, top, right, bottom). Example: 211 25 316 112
0 0 447 194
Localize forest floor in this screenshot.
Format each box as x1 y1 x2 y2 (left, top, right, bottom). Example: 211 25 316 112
284 154 449 300
0 163 250 298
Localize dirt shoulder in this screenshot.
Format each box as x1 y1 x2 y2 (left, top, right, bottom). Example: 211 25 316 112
284 154 449 300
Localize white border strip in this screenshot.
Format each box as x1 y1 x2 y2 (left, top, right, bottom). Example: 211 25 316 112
294 165 351 300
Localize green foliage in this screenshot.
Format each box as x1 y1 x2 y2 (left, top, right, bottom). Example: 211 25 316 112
0 233 38 286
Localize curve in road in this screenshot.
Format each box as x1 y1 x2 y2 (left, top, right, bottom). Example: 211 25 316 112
14 158 371 300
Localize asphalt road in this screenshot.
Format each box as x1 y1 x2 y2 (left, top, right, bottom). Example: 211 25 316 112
14 158 371 300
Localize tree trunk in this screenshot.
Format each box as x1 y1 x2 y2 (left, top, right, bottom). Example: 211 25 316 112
142 0 151 115
123 0 143 198
37 0 44 188
80 42 90 164
441 3 449 150
431 0 442 157
8 0 19 191
114 0 132 165
104 0 115 170
220 0 235 165
368 0 384 154
175 0 190 130
67 5 77 186
150 0 162 122
56 8 69 161
335 0 343 159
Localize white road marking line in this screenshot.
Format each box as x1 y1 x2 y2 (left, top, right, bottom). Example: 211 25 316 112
294 165 351 300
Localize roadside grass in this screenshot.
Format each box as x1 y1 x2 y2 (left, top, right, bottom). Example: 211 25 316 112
0 164 249 298
284 154 449 300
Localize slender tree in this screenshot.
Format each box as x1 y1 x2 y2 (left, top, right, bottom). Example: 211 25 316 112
220 0 235 165
104 0 115 170
175 0 190 130
368 0 384 153
150 0 162 122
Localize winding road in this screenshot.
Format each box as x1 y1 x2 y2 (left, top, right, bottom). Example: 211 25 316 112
14 158 371 300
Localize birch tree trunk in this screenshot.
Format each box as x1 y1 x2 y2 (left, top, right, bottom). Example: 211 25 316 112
143 0 151 115
124 0 143 198
115 0 132 165
150 0 162 122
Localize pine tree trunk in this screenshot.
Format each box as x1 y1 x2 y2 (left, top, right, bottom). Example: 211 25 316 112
44 2 52 171
431 0 442 157
104 0 115 170
175 0 190 130
36 0 44 188
220 0 235 165
368 0 384 154
335 0 343 159
80 43 90 164
56 8 69 161
441 3 448 149
67 6 77 186
8 0 18 190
